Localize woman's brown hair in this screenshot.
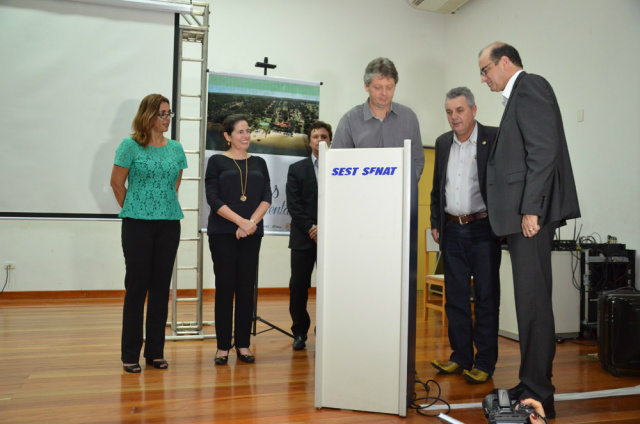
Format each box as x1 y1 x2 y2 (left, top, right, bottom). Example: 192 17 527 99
130 94 170 147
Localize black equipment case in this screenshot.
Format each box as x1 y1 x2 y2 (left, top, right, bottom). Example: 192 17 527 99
597 287 640 377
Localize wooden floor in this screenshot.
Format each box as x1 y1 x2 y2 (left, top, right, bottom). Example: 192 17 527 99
1 293 639 424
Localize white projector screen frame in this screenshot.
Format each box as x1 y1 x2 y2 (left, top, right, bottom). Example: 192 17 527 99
0 0 177 217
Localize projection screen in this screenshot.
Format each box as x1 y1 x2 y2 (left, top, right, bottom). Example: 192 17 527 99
0 0 178 217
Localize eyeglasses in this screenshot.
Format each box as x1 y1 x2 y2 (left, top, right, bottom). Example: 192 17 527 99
157 112 175 119
480 61 497 77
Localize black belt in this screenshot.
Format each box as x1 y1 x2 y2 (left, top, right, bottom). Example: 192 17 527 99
446 211 488 225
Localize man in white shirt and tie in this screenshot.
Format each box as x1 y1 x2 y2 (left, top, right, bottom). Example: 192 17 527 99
285 121 332 350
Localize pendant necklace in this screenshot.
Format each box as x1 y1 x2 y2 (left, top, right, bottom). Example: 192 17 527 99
230 154 248 202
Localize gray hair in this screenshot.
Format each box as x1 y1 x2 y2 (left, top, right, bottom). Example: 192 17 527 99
445 86 475 108
363 57 399 85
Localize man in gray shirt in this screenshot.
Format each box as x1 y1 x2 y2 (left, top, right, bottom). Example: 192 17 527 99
331 57 425 181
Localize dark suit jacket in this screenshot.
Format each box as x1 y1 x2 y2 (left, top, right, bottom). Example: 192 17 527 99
486 72 580 236
430 122 497 247
286 157 318 251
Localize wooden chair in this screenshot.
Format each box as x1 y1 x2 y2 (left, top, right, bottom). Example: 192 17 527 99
423 229 475 328
424 229 447 326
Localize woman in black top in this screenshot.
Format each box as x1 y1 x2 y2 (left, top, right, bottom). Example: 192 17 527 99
205 114 272 365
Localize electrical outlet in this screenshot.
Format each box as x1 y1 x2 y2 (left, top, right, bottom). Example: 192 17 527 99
4 261 16 270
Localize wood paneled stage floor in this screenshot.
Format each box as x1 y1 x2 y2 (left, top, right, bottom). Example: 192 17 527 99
1 293 638 424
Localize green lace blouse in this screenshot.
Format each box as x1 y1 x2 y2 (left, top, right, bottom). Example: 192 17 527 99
114 137 188 220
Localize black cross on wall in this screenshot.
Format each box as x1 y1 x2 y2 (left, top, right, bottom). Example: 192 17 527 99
255 57 277 75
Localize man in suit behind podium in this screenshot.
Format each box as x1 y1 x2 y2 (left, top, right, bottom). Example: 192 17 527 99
286 121 332 350
478 42 580 417
430 87 501 384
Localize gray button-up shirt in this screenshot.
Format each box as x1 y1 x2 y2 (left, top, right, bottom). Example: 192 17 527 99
331 100 425 180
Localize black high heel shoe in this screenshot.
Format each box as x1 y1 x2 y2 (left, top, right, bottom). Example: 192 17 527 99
215 350 229 365
145 358 169 369
235 348 255 363
123 363 141 373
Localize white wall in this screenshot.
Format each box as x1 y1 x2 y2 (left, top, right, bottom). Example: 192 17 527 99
1 0 638 292
442 0 640 287
0 0 446 292
206 0 447 142
204 0 446 289
0 219 125 292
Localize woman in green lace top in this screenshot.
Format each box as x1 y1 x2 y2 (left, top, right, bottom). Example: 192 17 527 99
110 94 187 373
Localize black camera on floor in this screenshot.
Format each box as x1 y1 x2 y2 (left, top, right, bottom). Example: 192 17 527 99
482 389 535 423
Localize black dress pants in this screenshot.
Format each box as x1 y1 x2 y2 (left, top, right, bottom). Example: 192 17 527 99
208 234 262 351
121 218 180 364
506 222 558 401
289 248 317 339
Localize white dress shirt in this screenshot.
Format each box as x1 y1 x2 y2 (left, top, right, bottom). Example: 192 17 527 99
502 69 524 106
444 122 487 216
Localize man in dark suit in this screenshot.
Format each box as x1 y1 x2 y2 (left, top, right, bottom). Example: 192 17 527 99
478 42 580 417
430 87 501 384
286 121 332 350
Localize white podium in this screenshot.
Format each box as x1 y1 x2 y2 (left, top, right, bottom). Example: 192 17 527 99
314 141 417 417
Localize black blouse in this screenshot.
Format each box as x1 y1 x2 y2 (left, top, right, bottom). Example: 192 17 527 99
205 154 272 235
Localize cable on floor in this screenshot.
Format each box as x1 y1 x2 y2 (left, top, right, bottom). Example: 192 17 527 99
410 371 451 417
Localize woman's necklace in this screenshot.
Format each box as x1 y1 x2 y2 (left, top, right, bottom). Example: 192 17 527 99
229 154 248 202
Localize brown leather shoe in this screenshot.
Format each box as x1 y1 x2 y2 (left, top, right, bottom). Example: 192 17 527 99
463 367 491 384
431 360 463 374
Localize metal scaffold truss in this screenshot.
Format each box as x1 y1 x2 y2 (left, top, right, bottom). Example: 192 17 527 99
167 1 213 341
